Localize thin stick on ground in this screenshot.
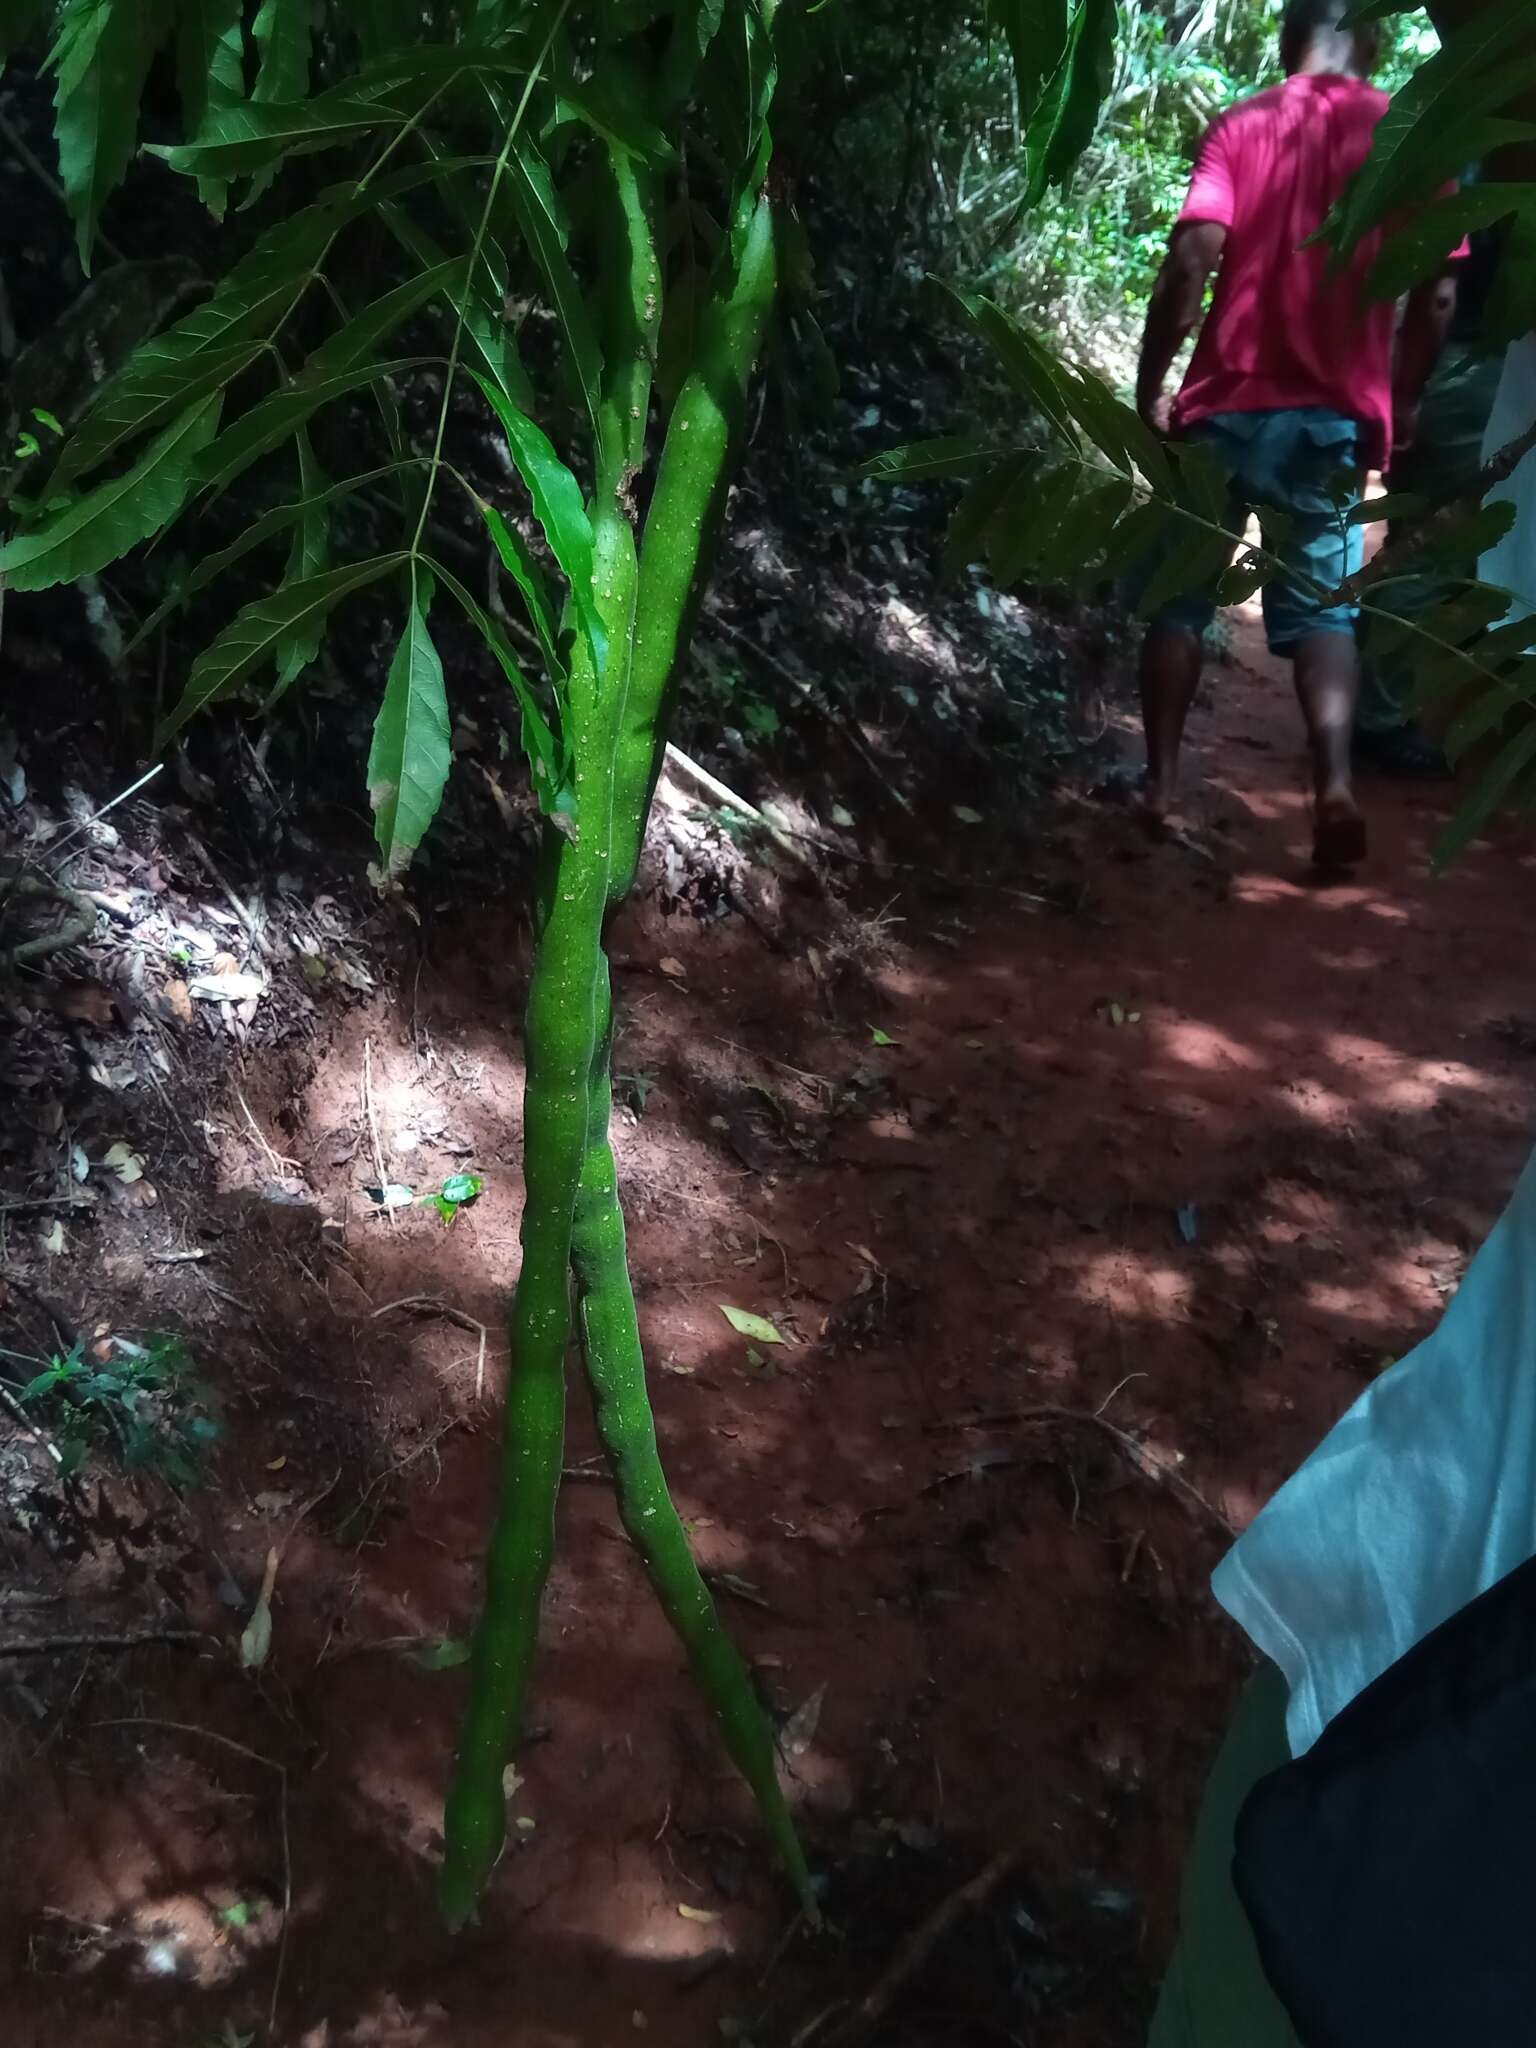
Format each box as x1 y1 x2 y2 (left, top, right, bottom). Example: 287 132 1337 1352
371 1295 490 1401
818 1847 1025 2048
93 1717 291 2035
0 1381 65 1465
0 1628 204 1658
925 1404 1233 1536
361 1037 392 1224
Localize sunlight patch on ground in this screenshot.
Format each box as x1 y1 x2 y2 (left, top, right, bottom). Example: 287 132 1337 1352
1156 1018 1270 1074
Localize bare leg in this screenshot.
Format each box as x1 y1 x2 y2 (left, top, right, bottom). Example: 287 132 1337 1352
1291 630 1367 866
1140 622 1204 821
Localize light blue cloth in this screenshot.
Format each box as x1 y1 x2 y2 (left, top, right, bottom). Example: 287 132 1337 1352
1213 1138 1536 1757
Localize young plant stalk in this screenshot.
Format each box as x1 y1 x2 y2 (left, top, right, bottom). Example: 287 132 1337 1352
566 180 816 1911
442 49 808 1929
438 501 637 1930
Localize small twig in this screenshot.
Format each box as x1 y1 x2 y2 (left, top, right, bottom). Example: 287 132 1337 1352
0 1381 64 1465
148 1248 207 1264
186 841 273 961
235 1087 301 1178
93 1716 291 2034
663 741 772 825
0 1628 203 1658
925 1405 1232 1535
0 872 98 968
822 1848 1024 2047
37 763 162 867
0 1194 96 1218
362 1038 391 1224
370 1294 490 1401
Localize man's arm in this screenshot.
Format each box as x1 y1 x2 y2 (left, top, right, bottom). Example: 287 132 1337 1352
1391 272 1457 456
1136 221 1227 433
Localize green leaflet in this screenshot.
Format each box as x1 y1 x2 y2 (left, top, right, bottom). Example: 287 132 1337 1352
956 291 1081 449
271 428 331 699
702 0 775 181
158 554 408 741
993 0 1068 118
51 0 171 271
552 79 675 165
174 0 245 215
381 202 537 414
193 358 432 503
504 141 604 443
659 0 725 110
181 263 462 504
480 501 565 683
430 557 571 823
368 565 452 877
1022 0 1114 207
307 259 468 377
1327 12 1536 254
858 434 995 482
50 340 267 494
469 369 607 675
0 393 222 590
251 0 313 103
1435 719 1536 871
125 462 409 651
1368 187 1536 303
147 92 389 181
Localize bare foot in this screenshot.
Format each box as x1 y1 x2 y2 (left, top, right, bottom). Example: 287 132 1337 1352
1138 778 1177 838
1313 791 1368 871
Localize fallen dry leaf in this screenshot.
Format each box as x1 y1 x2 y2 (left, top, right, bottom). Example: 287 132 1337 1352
677 1904 719 1924
161 979 193 1023
658 957 687 980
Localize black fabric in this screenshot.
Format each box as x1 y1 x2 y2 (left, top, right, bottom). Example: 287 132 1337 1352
1232 1551 1536 2047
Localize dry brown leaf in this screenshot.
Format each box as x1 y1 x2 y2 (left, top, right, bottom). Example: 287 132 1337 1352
161 978 193 1024
658 957 687 980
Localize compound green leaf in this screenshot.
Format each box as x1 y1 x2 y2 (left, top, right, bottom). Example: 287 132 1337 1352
368 565 451 876
0 392 221 590
160 554 407 739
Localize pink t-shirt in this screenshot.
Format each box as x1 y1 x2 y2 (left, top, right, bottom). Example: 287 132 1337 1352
1173 74 1398 470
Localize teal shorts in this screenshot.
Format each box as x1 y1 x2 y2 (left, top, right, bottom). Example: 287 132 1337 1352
1144 408 1365 655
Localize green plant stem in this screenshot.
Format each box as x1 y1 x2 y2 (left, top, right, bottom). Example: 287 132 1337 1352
615 189 779 882
564 175 814 1908
438 493 635 1931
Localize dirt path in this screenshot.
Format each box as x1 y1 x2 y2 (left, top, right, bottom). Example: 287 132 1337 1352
6 615 1535 2048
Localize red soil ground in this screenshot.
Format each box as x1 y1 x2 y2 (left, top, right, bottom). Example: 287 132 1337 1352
5 612 1534 2046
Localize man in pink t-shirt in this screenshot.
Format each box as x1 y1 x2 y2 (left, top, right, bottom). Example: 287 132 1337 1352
1133 0 1452 869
